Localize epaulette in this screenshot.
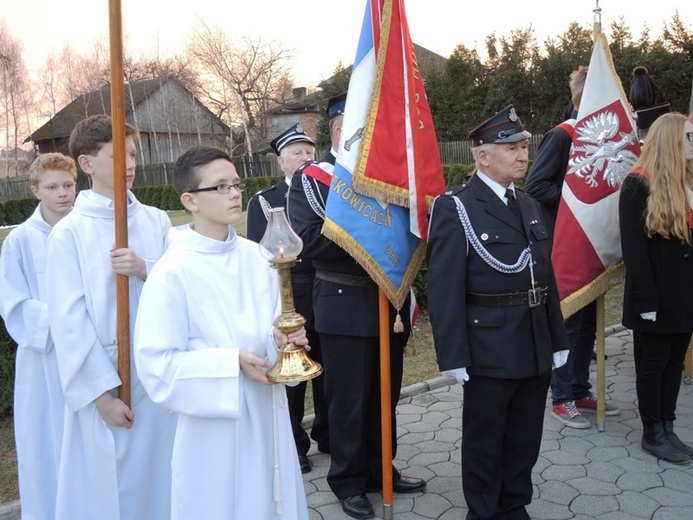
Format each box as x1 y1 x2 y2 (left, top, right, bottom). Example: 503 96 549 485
252 185 276 197
448 183 468 196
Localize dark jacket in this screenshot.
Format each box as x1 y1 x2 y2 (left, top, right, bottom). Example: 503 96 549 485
619 173 693 333
525 122 574 233
426 174 567 379
287 161 410 338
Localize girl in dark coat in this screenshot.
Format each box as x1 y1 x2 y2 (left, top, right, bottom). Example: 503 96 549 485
619 112 693 464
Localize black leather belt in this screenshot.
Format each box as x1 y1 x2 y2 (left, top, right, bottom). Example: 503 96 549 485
292 273 315 284
466 287 548 308
315 270 375 287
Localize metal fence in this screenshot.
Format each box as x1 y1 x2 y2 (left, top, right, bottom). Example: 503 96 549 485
0 137 544 202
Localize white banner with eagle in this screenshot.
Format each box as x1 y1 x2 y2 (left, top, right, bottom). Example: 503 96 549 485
551 32 641 300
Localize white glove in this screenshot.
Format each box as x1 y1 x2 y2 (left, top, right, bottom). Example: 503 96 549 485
640 312 657 322
552 350 569 369
443 367 469 386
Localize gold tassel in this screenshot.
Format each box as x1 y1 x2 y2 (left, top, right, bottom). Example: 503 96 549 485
393 312 404 333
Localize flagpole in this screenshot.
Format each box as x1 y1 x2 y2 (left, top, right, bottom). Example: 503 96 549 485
108 0 131 408
591 0 606 431
379 289 394 519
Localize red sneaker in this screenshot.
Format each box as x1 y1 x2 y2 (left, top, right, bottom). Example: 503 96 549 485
574 394 621 416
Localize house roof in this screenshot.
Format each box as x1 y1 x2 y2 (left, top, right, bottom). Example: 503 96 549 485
266 91 319 116
26 76 229 143
412 43 448 74
265 43 447 120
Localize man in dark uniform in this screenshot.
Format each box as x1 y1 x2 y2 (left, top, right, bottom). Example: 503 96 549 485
287 92 425 520
319 91 346 165
427 105 569 520
246 123 329 474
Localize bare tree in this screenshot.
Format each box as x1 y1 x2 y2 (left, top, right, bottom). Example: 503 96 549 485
1 21 32 176
186 21 295 156
37 53 62 122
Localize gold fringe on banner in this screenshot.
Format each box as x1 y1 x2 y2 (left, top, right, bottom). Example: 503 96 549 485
560 261 625 319
349 0 438 213
321 219 425 313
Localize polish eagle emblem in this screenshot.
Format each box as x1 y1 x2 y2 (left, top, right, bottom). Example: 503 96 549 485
567 110 638 188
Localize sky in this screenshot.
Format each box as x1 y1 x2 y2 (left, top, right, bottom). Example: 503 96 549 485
1 0 692 87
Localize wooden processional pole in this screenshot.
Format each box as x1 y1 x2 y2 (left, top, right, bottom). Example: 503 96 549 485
379 289 394 520
108 0 131 407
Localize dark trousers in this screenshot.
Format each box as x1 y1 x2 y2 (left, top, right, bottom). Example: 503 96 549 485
633 330 690 424
286 328 329 456
551 301 596 404
462 371 551 520
319 331 407 499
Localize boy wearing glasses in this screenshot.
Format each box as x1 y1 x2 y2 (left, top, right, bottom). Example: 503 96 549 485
0 153 76 520
247 123 330 475
45 115 176 520
134 145 310 519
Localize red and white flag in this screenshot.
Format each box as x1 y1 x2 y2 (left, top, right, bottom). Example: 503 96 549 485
350 0 445 239
552 33 641 300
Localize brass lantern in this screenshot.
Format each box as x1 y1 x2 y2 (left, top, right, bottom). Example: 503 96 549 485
259 207 323 383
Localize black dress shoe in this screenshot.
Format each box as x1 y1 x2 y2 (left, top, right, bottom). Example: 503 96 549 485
393 476 426 493
366 475 426 494
298 455 312 474
340 494 374 519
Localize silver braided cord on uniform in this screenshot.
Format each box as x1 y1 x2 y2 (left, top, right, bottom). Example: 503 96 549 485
258 195 272 220
452 195 533 275
302 174 326 220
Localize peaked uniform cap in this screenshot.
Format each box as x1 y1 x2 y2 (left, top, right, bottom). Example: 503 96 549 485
468 104 531 146
270 123 315 155
326 92 347 119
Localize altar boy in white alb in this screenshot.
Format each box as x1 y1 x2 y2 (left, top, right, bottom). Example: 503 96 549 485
0 153 77 520
135 145 310 520
46 115 176 520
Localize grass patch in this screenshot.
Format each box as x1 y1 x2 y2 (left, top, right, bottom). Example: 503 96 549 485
0 416 18 504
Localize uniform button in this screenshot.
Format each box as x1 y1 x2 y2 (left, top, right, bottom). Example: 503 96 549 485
533 260 538 265
473 319 479 324
529 241 533 245
685 253 690 259
338 289 343 294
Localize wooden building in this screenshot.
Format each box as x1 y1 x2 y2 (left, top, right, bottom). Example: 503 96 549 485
26 76 230 165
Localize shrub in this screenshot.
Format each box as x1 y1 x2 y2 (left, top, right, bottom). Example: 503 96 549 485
130 186 145 203
0 320 16 417
412 260 428 310
242 176 281 211
164 185 183 211
443 164 475 189
2 199 38 226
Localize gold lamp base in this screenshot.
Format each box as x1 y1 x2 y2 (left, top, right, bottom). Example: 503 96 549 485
266 308 323 384
267 343 324 383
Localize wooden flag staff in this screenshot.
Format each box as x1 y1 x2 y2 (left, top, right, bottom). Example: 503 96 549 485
379 289 394 520
108 0 131 407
